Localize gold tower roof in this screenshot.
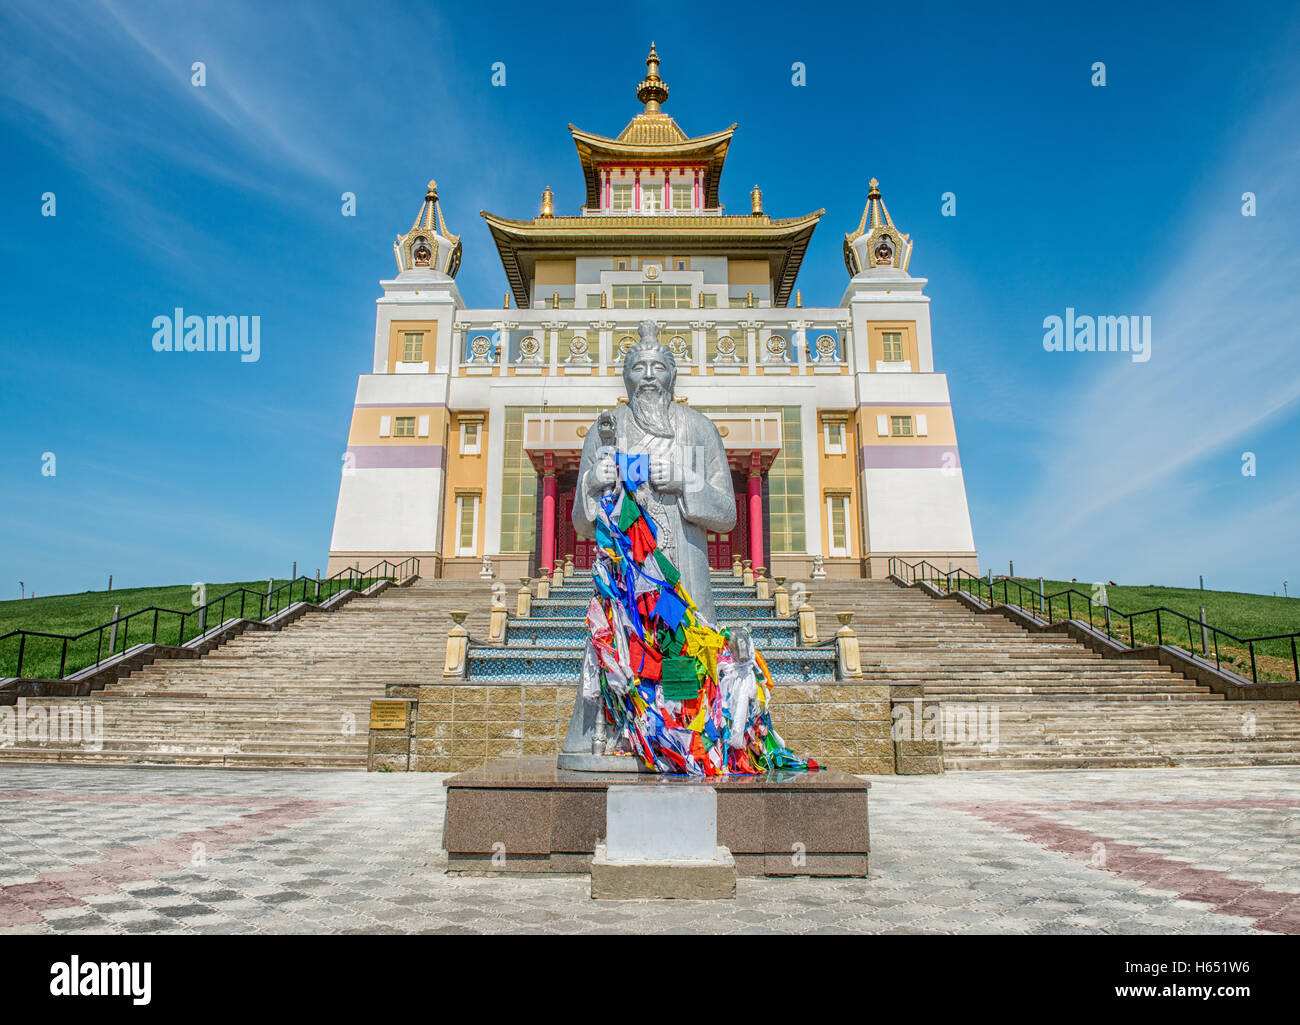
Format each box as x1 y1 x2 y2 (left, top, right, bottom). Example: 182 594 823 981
567 44 736 209
480 44 823 307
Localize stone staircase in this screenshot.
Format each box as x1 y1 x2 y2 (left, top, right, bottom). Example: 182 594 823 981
804 579 1300 770
0 580 495 767
4 571 1295 773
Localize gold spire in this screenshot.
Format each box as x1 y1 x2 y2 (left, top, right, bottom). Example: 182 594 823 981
541 185 554 217
636 42 669 113
751 184 763 216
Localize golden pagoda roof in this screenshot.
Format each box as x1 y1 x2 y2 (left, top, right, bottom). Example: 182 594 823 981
617 113 687 145
480 209 824 309
568 44 736 209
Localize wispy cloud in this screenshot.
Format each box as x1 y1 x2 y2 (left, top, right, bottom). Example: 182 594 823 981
0 0 462 267
992 85 1300 586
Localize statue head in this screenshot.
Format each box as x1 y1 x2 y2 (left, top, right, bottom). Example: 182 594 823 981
622 320 677 438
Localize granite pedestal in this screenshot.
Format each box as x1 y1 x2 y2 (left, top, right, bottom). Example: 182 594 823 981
442 755 870 877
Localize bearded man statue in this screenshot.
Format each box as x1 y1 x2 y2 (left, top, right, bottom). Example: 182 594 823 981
572 320 736 623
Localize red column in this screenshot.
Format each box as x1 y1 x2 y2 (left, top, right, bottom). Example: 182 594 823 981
540 455 558 571
747 455 764 571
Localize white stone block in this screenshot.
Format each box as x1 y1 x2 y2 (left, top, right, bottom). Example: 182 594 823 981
605 785 717 861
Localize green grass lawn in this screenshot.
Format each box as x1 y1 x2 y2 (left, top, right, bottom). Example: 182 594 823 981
0 576 387 680
957 576 1300 682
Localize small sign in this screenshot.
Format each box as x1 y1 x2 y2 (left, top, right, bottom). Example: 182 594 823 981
369 700 408 731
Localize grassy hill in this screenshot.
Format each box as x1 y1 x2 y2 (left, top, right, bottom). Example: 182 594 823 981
966 577 1300 682
0 578 333 679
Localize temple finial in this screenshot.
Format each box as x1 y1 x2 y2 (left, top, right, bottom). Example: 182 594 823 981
636 42 669 113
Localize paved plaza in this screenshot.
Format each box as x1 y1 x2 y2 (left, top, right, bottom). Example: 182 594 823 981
1 765 1298 935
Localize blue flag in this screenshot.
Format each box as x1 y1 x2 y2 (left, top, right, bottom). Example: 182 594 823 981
654 587 688 632
618 453 649 492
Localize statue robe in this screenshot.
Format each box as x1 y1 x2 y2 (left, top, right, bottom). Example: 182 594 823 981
573 403 736 624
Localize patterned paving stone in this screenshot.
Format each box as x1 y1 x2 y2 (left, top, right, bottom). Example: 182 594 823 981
1 765 1299 933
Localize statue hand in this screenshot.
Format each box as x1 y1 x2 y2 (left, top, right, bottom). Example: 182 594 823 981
650 456 682 495
588 455 618 494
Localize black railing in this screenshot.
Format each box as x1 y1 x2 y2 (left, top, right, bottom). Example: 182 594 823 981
0 558 419 681
887 557 1300 685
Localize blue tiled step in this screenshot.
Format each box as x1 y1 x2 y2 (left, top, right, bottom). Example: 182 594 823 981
529 600 592 619
467 644 835 683
504 618 800 649
545 582 757 598
716 599 776 619
529 597 776 620
467 649 580 683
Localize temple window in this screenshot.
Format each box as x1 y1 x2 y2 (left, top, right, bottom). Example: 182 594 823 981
826 494 851 557
401 332 424 362
394 416 417 438
671 184 692 211
890 415 914 437
611 184 633 211
612 284 692 309
461 421 482 454
824 420 847 454
455 493 480 555
882 331 903 362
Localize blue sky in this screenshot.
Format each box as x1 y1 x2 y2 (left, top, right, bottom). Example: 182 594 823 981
2 0 1298 598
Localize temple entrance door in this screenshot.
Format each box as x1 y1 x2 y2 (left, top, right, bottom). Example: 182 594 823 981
707 476 748 569
557 486 597 570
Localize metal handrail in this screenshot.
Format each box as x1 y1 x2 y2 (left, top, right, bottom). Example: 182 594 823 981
0 557 419 681
886 557 1300 684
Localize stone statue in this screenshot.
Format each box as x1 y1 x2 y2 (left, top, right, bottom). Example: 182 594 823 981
560 321 737 771
572 320 736 622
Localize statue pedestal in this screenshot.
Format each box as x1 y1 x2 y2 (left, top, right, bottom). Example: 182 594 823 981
591 844 736 900
591 785 734 899
442 755 870 878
